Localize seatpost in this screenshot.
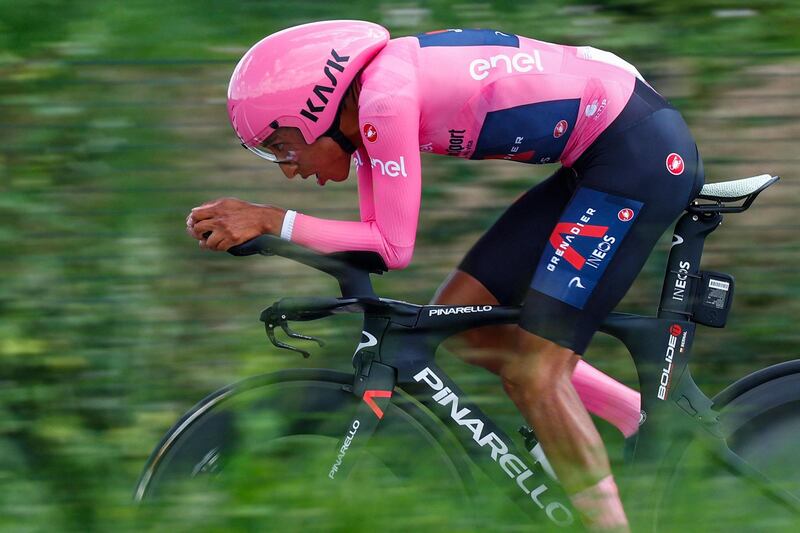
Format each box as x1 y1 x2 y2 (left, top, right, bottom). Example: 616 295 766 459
657 211 723 320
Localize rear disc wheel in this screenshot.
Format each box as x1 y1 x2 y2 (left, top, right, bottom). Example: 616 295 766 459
658 372 800 531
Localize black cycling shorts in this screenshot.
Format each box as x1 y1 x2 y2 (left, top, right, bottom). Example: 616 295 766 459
458 79 705 354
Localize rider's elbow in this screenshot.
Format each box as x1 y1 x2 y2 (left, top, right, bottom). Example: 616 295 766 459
383 244 414 270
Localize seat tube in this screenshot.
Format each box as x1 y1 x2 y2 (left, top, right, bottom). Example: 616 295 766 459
657 211 722 320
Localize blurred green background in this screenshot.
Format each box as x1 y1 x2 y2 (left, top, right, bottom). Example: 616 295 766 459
2 0 800 531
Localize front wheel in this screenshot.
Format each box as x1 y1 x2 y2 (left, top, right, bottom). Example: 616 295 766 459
134 369 475 530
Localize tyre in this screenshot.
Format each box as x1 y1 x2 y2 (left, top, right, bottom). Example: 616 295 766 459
134 369 475 531
654 362 800 532
718 365 800 504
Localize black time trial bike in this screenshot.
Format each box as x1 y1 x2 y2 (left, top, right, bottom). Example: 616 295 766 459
135 174 800 531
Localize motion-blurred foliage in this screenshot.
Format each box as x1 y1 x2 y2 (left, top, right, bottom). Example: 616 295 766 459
1 1 799 531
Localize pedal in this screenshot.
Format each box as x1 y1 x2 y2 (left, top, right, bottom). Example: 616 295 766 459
518 426 559 481
518 425 538 450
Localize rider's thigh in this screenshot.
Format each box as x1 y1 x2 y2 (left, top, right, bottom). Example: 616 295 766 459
436 169 576 373
457 166 577 306
430 270 515 374
430 269 497 305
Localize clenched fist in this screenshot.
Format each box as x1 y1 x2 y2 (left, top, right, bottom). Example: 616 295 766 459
186 197 286 251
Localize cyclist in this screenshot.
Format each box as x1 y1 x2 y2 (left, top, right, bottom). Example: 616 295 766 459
187 20 704 531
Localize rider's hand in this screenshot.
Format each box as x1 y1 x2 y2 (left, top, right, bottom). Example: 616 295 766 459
186 197 286 251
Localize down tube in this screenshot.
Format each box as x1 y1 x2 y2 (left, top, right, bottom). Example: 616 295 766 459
405 363 579 529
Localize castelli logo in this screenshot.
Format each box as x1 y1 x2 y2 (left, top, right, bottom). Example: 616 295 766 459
363 123 378 143
553 120 568 139
670 324 682 337
618 208 634 222
666 153 685 175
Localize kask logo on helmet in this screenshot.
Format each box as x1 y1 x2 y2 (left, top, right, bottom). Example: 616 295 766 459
228 21 389 148
299 49 350 123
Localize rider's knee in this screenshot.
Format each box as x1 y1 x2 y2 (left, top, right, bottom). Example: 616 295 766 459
444 325 516 375
500 357 550 406
499 334 577 406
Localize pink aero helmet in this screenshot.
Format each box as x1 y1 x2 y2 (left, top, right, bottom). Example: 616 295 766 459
227 20 390 159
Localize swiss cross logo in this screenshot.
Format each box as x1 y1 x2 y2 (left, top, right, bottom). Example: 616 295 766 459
670 324 683 337
363 123 378 143
666 153 685 175
618 208 634 222
553 120 568 138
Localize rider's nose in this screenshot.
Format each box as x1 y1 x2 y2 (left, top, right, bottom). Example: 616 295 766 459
279 163 299 179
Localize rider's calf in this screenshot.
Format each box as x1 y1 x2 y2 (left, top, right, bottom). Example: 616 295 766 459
500 331 611 492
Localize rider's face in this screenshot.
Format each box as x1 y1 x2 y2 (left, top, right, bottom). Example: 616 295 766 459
259 128 352 187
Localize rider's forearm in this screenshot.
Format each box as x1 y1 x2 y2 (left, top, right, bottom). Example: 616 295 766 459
286 212 414 269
